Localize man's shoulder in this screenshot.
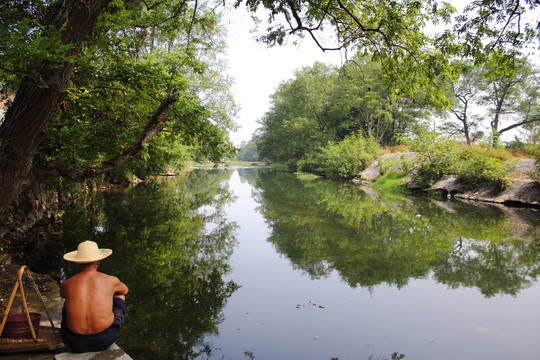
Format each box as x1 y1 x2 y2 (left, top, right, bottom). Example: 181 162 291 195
95 271 120 283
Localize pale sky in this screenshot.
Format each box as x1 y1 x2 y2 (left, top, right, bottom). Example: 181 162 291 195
223 6 345 146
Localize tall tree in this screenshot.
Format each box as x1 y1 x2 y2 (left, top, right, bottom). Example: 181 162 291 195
479 57 540 145
256 62 339 163
334 58 427 145
0 0 112 213
0 0 235 214
441 62 484 145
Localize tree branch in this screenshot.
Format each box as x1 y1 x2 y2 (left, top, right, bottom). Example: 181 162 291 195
31 95 178 181
498 115 540 134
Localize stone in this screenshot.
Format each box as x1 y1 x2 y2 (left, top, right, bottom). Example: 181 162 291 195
357 152 417 182
54 344 132 360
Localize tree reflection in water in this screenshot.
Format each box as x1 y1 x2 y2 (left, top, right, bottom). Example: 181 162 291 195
240 169 540 298
44 168 540 359
50 169 239 359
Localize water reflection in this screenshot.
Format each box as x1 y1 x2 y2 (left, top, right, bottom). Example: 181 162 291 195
43 168 540 359
239 169 540 297
50 169 239 359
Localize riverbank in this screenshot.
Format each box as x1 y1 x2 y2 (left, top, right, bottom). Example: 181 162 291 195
354 153 540 207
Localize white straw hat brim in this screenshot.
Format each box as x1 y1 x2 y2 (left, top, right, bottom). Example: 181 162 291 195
63 248 112 263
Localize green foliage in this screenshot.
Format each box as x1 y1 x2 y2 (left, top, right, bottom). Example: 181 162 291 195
298 134 379 179
257 58 426 166
442 1 540 70
408 131 514 189
455 148 512 189
241 0 457 109
1 0 236 182
0 0 75 87
409 131 461 187
256 62 340 163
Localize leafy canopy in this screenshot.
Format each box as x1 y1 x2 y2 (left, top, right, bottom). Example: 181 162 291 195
0 0 237 180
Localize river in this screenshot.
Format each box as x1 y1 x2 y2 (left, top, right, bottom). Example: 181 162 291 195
48 168 540 360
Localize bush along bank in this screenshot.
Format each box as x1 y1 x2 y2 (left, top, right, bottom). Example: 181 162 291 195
354 140 540 207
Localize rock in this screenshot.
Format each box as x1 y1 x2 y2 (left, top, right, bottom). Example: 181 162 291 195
54 344 132 360
507 158 537 179
428 175 463 192
356 152 417 182
355 153 540 207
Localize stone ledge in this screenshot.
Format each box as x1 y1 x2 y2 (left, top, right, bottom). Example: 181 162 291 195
54 344 132 360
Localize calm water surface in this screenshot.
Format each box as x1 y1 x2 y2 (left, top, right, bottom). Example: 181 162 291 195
50 168 540 360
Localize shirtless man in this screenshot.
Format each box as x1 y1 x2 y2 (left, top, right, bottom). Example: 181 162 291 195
60 240 129 353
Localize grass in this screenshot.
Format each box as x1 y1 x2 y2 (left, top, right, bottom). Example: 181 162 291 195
295 172 320 180
373 171 409 193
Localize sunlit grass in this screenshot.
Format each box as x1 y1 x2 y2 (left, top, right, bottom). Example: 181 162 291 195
373 171 409 194
295 172 320 180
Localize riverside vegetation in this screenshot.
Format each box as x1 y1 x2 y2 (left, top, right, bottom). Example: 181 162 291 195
290 131 539 195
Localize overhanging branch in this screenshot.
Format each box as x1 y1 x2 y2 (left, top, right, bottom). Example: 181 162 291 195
31 95 178 181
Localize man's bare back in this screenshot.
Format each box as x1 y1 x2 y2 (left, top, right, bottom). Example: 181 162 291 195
60 262 128 334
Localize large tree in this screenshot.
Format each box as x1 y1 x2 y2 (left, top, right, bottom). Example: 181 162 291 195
441 62 484 145
479 57 540 145
0 0 235 214
256 62 339 163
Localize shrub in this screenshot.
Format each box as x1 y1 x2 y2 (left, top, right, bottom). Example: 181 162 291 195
407 131 512 189
455 148 512 189
297 150 326 174
408 131 460 187
298 134 379 179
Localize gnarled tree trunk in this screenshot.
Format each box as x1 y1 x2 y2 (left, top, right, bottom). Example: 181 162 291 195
0 0 110 214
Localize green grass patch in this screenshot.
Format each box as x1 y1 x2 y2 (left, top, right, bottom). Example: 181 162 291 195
373 171 409 194
295 172 320 180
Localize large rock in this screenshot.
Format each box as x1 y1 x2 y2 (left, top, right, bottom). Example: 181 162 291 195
355 152 417 182
455 179 540 205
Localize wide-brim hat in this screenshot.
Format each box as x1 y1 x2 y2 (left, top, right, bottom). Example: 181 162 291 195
63 240 112 264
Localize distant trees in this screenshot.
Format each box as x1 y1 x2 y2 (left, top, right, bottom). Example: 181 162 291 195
255 58 428 166
236 140 260 162
442 58 540 145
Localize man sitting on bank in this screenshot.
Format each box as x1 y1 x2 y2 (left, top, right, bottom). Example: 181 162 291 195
60 240 129 353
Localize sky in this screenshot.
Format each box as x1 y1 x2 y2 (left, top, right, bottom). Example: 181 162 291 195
223 6 345 146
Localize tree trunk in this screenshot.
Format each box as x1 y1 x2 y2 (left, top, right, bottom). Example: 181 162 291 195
0 0 110 214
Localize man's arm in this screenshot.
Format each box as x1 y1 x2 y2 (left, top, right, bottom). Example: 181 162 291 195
59 281 67 299
112 276 129 296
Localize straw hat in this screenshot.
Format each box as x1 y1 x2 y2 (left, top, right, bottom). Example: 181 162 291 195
63 240 113 264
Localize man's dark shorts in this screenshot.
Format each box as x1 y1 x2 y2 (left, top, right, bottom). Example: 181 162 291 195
61 298 126 353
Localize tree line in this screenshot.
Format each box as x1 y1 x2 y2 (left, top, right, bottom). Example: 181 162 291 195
244 55 539 175
1 0 540 214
